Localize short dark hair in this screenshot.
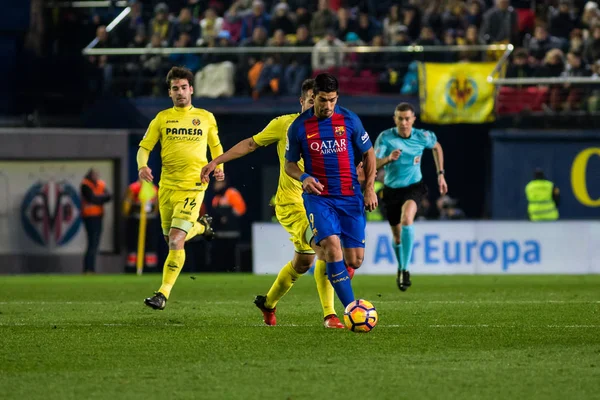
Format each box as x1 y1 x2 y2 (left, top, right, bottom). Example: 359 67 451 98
300 78 315 98
313 73 339 94
534 168 545 179
166 66 194 87
395 102 415 113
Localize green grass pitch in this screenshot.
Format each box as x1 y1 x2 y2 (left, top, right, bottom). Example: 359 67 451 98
1 274 599 400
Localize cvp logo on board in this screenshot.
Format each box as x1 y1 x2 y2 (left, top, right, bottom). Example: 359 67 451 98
20 180 81 247
372 234 541 271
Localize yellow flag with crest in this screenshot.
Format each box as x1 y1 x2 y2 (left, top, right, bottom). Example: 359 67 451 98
418 62 499 124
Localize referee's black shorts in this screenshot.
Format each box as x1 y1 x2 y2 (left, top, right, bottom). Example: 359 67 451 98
382 181 428 226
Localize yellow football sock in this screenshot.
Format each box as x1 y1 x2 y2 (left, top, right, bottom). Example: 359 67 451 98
185 222 206 241
158 249 186 299
314 259 336 317
265 261 301 309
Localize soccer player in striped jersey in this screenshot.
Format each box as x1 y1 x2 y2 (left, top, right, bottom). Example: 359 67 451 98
374 102 448 291
200 79 345 328
285 73 378 308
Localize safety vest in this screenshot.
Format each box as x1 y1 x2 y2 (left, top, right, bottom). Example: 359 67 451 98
525 179 559 221
367 181 385 222
212 187 246 216
81 178 106 218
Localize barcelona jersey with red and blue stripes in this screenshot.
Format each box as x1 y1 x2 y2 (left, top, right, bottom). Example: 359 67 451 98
285 105 372 196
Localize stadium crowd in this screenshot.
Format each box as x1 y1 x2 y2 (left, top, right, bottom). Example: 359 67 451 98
43 0 599 100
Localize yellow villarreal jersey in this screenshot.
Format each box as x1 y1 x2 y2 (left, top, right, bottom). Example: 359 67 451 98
253 113 304 206
139 106 223 191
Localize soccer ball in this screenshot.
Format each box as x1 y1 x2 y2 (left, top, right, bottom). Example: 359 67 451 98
343 299 378 333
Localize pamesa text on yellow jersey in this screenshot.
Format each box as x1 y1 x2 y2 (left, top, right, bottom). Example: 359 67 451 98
139 106 223 191
253 113 304 206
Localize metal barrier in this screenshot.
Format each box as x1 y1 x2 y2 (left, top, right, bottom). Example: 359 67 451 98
45 1 129 8
81 44 512 98
82 44 513 56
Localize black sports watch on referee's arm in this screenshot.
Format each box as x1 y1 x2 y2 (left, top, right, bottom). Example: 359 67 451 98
437 170 445 176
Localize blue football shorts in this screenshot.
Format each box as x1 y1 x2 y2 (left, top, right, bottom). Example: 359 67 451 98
302 193 366 249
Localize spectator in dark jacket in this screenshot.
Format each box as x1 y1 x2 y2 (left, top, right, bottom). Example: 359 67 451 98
527 23 565 61
537 48 566 77
402 5 421 41
284 25 313 94
356 11 381 43
336 7 358 41
537 48 566 111
560 50 592 110
506 48 536 78
479 0 518 44
583 24 600 64
466 0 484 29
240 0 271 41
270 2 296 35
310 0 337 38
169 7 201 46
148 2 172 46
549 0 579 40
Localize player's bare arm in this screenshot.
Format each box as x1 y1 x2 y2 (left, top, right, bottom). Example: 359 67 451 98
201 137 258 183
356 162 364 184
362 148 378 212
376 149 401 169
284 160 324 195
432 141 448 195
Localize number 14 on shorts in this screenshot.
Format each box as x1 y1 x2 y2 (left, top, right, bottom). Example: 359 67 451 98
184 198 197 210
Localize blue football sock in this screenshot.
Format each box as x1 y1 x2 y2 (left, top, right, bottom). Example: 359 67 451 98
326 260 355 307
393 242 403 271
401 225 415 271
